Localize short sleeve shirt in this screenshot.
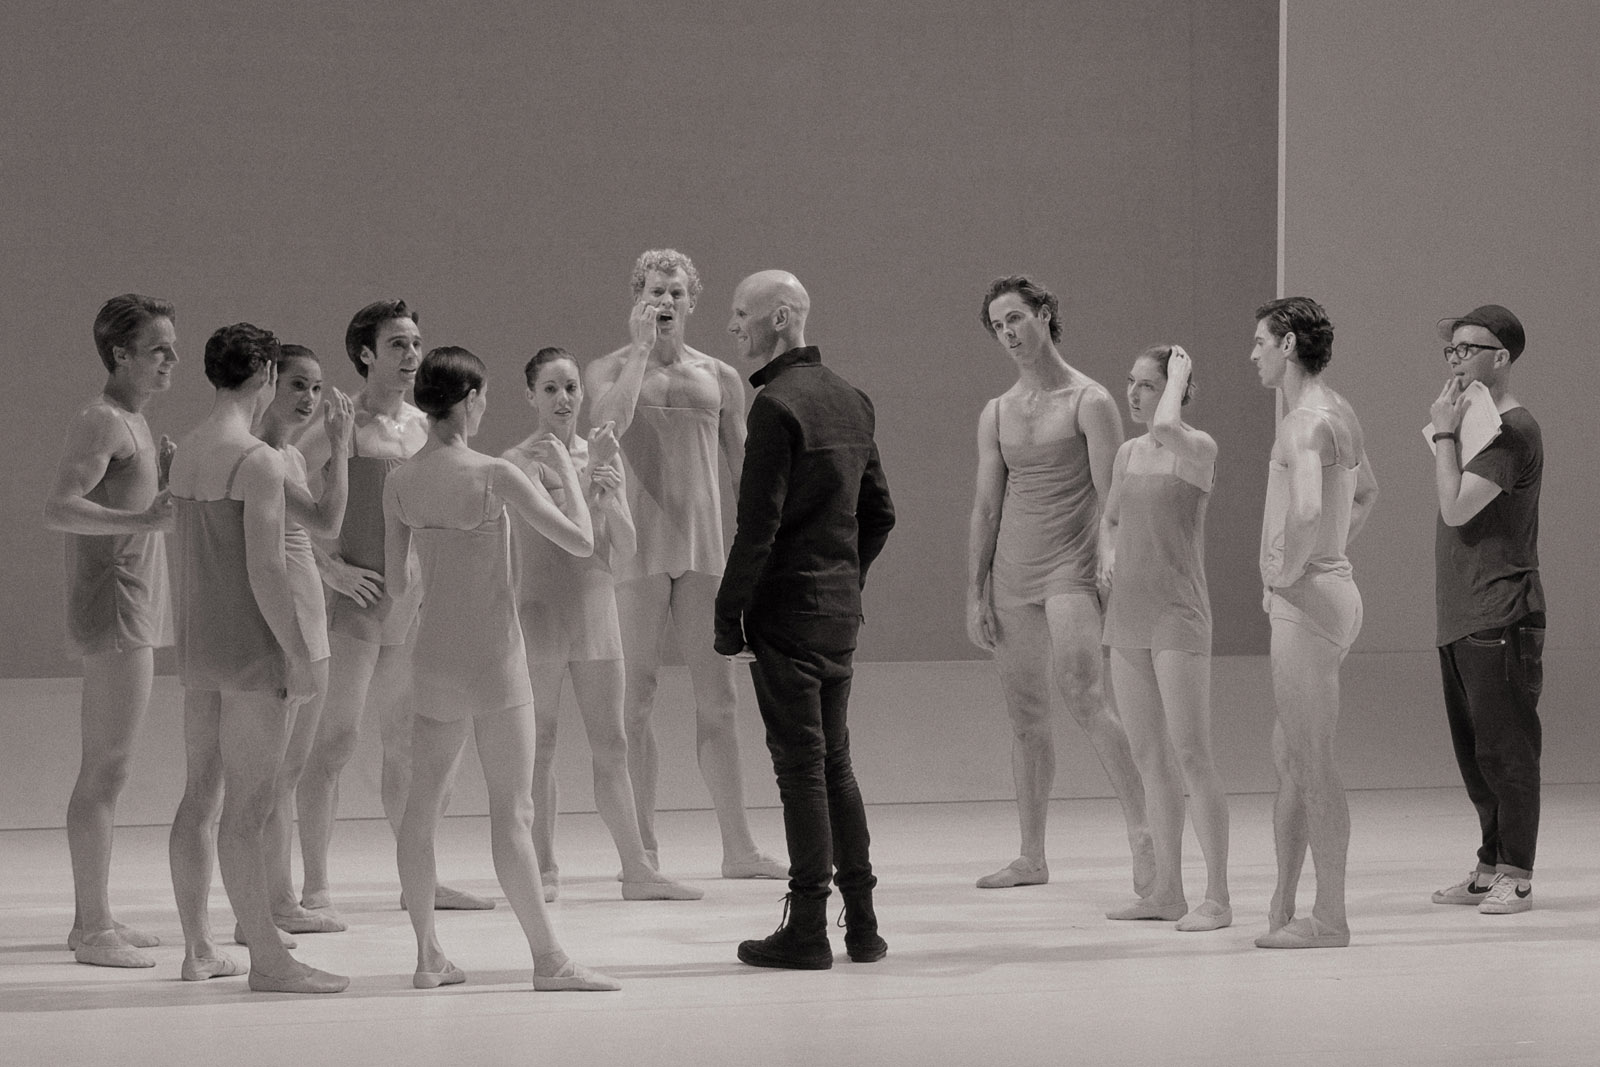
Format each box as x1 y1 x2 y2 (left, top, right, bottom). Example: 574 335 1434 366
1435 406 1543 645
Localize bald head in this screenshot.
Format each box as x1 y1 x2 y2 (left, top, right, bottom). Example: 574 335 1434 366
729 270 810 365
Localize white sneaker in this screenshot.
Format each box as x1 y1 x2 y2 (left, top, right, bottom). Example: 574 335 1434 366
1478 874 1532 914
1431 871 1494 905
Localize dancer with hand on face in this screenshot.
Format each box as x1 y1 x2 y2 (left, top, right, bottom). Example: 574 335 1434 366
1102 346 1231 931
170 344 356 983
45 294 178 968
967 275 1153 894
386 346 618 992
166 323 347 992
505 348 702 902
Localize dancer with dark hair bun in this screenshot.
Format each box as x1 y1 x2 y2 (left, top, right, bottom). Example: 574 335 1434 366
505 347 701 902
166 323 347 992
385 346 619 992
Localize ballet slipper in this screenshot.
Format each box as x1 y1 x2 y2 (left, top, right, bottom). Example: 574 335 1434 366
248 963 350 993
721 851 789 880
1105 897 1188 921
976 857 1049 889
73 929 156 968
621 876 705 901
234 922 297 949
1176 901 1233 932
69 922 160 950
1254 916 1350 949
401 885 496 911
272 907 348 934
182 953 246 981
532 957 621 992
413 962 466 989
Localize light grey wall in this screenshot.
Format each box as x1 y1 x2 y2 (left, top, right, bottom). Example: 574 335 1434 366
0 0 1278 678
1283 0 1596 654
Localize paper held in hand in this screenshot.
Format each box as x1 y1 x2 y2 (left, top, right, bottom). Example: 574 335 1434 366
1423 379 1501 464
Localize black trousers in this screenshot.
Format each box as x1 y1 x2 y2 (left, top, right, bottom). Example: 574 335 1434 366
1439 612 1546 876
746 613 875 903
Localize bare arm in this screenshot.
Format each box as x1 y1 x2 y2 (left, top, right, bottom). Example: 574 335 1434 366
966 399 1006 652
494 456 593 558
43 407 171 534
1078 384 1125 570
1147 347 1218 483
1269 412 1326 587
381 477 414 607
1100 439 1134 588
1348 450 1380 543
286 389 356 539
238 450 314 698
715 357 747 490
585 302 660 435
1429 378 1500 526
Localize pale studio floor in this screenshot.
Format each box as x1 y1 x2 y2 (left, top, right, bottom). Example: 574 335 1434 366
4 789 1600 1067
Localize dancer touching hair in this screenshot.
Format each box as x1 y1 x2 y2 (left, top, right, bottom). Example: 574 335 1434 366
1102 345 1231 931
166 323 346 992
504 347 701 902
385 346 618 992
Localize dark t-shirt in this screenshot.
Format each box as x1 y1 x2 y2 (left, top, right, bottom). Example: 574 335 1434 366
1435 406 1543 645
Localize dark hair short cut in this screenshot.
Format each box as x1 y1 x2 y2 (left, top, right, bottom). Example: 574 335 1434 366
1136 344 1194 405
344 300 418 378
631 249 703 301
94 294 176 373
1254 296 1333 375
414 346 485 420
980 276 1061 343
277 343 318 371
204 323 281 391
523 346 576 389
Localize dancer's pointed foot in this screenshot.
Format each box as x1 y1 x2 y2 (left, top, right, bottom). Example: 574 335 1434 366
721 851 788 880
622 874 705 901
413 962 466 989
73 929 156 968
1176 900 1233 932
248 961 350 993
976 857 1048 889
273 905 348 934
234 922 297 949
182 952 246 981
1254 916 1349 949
1105 897 1188 921
69 922 159 950
532 954 621 992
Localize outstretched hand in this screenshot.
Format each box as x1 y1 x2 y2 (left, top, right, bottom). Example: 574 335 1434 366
324 387 356 452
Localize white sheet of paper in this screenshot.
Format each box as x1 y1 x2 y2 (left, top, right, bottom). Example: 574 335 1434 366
1424 379 1501 464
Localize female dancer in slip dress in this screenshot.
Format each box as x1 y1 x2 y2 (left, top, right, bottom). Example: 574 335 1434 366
1102 346 1231 931
504 348 701 902
384 346 618 992
166 323 346 992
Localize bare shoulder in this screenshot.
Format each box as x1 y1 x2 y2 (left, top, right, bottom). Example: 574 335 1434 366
68 399 134 455
587 345 631 385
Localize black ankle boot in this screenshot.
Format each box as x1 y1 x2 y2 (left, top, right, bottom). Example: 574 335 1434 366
737 893 832 970
839 890 888 962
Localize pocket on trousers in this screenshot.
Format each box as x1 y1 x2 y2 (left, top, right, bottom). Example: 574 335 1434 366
1462 627 1507 649
1515 625 1545 697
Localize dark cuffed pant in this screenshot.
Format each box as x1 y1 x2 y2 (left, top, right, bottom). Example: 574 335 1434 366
1439 611 1546 877
746 613 875 903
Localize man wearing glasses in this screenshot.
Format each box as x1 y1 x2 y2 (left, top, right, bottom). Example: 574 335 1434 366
1427 305 1545 916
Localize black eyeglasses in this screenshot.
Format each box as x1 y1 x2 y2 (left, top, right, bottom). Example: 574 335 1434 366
1442 342 1501 364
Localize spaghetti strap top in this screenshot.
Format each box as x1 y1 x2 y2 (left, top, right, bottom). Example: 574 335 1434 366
1261 408 1357 583
173 443 286 693
992 390 1100 605
616 403 725 581
328 430 423 644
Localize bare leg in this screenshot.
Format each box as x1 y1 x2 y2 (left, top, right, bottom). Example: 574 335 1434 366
527 658 567 896
1106 648 1186 918
568 660 702 899
1154 650 1230 914
168 689 241 978
219 690 346 992
1265 719 1308 930
296 631 377 911
983 602 1054 885
372 640 418 836
670 572 780 874
265 661 342 932
1045 594 1153 893
68 647 159 960
1262 619 1351 940
616 573 671 860
397 711 469 979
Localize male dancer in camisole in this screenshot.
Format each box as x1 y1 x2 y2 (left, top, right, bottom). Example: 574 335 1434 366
1250 297 1378 949
586 249 784 878
295 301 490 918
967 276 1153 893
45 294 178 968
